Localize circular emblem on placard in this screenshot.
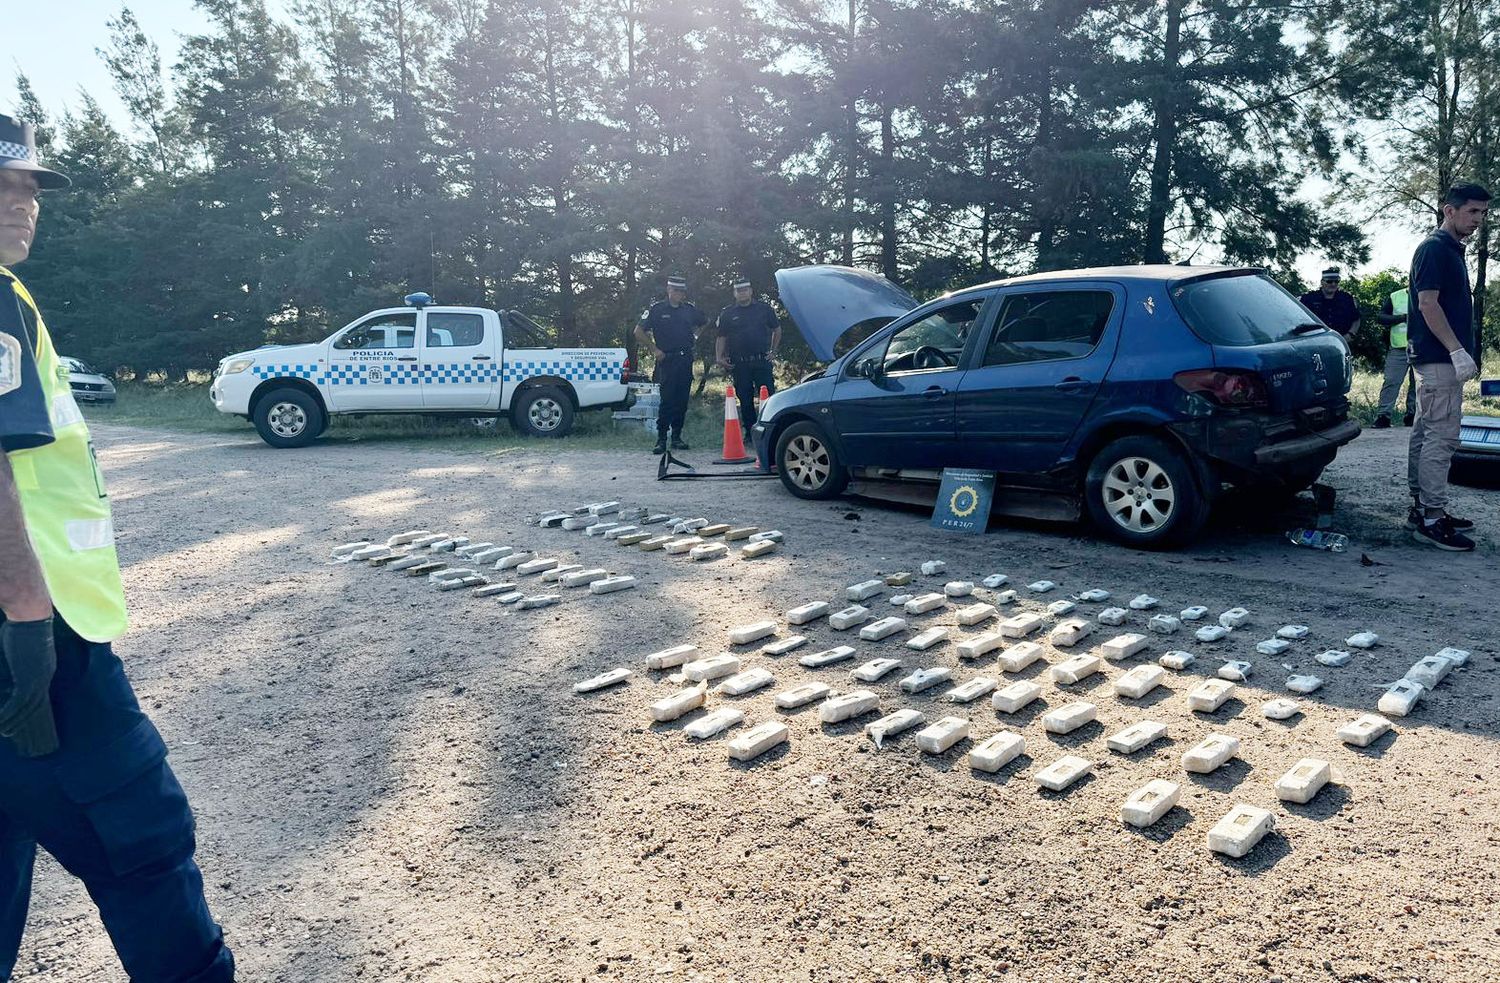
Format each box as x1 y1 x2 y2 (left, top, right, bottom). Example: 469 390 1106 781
367 366 383 382
949 485 980 518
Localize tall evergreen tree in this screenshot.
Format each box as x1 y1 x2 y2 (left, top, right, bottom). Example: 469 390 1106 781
1116 0 1364 268
9 0 1422 374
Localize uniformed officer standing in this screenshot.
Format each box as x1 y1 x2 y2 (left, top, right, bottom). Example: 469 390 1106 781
1298 267 1361 336
0 116 235 981
714 279 781 431
634 275 706 454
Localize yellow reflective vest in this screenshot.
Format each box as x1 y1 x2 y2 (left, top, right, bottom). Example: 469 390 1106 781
1389 288 1409 349
2 268 128 642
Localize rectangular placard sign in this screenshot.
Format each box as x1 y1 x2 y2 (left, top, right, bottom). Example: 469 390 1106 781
931 468 995 534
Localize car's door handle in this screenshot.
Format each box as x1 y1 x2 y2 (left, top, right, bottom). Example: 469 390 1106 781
923 386 948 398
1054 377 1092 392
473 355 493 360
397 356 418 362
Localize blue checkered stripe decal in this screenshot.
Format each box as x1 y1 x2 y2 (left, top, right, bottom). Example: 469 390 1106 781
252 364 320 381
426 362 501 384
503 359 623 383
252 360 616 386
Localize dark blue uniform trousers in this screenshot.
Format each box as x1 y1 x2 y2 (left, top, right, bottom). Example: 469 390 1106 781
730 358 775 430
0 618 233 982
655 352 693 439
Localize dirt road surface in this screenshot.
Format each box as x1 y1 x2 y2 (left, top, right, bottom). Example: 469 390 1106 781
13 424 1500 982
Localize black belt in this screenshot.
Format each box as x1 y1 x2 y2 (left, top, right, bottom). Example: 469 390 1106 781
661 348 693 358
730 353 771 366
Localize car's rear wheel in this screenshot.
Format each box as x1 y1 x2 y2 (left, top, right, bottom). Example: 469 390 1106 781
512 386 575 438
1085 434 1208 548
252 387 323 449
775 421 849 500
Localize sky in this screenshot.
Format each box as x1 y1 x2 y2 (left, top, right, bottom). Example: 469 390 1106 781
4 0 1421 285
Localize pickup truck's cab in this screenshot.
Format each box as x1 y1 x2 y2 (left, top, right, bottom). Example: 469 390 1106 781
211 294 631 447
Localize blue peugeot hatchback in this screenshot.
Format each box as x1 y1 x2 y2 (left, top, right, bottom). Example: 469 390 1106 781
753 265 1361 548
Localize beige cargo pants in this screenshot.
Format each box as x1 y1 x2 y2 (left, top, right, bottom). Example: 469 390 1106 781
1407 360 1463 511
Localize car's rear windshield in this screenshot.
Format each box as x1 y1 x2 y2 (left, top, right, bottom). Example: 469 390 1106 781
1171 272 1324 347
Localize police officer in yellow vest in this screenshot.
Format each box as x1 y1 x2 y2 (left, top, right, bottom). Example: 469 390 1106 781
0 116 234 981
1373 287 1416 428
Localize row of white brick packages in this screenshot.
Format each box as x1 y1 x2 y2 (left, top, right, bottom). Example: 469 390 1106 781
328 501 785 610
573 561 1470 860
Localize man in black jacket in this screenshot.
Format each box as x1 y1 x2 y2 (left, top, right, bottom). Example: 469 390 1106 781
635 275 707 454
714 279 781 430
1299 267 1360 336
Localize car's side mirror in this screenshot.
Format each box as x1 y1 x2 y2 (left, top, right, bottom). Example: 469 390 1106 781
854 357 881 379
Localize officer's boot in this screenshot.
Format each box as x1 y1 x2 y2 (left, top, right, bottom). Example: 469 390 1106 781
670 433 690 451
652 432 667 455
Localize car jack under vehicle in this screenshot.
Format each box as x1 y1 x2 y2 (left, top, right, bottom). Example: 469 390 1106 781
657 450 777 481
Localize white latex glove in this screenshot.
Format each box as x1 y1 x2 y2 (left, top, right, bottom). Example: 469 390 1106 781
1450 348 1479 384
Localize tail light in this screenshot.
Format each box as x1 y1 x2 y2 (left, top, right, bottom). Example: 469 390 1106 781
621 357 631 384
1173 369 1268 408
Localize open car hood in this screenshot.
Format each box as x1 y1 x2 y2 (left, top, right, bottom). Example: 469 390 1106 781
775 265 919 361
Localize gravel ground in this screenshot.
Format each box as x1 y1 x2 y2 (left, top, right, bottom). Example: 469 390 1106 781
12 423 1500 983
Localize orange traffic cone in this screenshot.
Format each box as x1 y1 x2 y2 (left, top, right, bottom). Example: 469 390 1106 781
758 385 770 408
715 385 754 464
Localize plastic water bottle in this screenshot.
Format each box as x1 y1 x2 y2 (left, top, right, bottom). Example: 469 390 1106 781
1286 528 1348 552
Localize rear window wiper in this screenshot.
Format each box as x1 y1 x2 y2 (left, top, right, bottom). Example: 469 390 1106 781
1291 322 1326 335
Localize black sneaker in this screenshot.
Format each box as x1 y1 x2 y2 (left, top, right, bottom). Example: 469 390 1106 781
1403 413 1414 426
670 437 690 450
1413 516 1475 551
651 439 667 455
1406 506 1474 531
1373 415 1392 429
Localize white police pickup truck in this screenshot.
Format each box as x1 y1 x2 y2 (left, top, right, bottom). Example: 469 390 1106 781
210 293 632 447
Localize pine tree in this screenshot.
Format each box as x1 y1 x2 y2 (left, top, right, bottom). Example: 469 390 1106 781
1116 0 1364 268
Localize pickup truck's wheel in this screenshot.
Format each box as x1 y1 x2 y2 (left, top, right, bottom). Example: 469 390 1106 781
1085 434 1208 548
775 421 849 500
252 387 323 449
512 387 574 438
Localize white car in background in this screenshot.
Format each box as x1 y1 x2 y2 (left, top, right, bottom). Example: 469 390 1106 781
61 356 116 405
1457 379 1500 464
210 293 634 447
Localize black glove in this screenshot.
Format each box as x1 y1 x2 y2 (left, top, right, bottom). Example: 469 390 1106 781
0 618 59 758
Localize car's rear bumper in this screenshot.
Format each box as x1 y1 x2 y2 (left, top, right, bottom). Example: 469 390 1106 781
1252 419 1361 466
1174 408 1360 483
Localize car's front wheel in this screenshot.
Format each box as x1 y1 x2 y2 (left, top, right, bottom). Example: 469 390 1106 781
1084 434 1208 548
252 387 324 449
775 421 849 500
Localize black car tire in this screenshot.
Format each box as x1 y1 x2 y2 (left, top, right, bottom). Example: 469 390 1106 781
252 387 324 449
511 387 575 438
775 420 849 500
1085 434 1208 548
